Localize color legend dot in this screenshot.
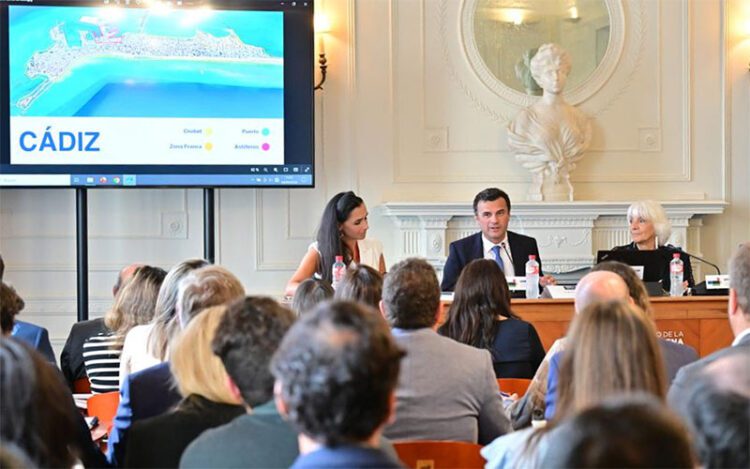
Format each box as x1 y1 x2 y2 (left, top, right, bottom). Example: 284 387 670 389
261 143 270 151
262 128 270 136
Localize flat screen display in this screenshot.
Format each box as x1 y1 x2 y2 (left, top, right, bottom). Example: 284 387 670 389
0 0 314 187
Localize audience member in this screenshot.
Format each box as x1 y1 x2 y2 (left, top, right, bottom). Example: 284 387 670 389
0 337 107 468
180 297 297 468
439 259 545 378
509 270 631 427
1 259 55 364
333 263 383 309
291 278 334 316
120 259 209 381
540 394 694 468
592 261 698 382
60 263 139 389
380 258 510 444
271 301 405 469
482 301 667 468
669 242 750 411
108 264 245 466
83 265 166 393
125 305 245 468
681 354 750 469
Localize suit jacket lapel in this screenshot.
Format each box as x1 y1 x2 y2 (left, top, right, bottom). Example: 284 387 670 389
507 231 524 276
472 232 484 261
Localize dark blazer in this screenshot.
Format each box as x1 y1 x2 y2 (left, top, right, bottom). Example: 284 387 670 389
612 242 695 292
490 319 546 379
659 338 698 384
668 332 750 416
107 362 182 467
12 320 56 365
441 231 543 291
60 318 108 388
124 394 244 468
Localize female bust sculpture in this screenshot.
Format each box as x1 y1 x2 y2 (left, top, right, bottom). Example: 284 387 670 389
507 43 592 201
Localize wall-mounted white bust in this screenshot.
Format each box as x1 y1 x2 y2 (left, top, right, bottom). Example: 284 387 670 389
507 43 592 202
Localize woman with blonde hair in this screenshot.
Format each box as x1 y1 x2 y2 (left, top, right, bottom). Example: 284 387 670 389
119 259 209 380
83 265 166 393
124 305 244 468
482 301 668 468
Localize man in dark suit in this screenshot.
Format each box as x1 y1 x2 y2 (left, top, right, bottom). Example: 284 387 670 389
441 187 555 291
668 242 750 414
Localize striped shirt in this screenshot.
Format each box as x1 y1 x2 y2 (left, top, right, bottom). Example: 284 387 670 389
83 332 123 394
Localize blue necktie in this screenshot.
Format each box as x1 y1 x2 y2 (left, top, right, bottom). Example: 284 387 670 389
491 245 505 271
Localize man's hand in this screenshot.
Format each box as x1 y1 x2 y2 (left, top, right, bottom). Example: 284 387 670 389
539 274 557 287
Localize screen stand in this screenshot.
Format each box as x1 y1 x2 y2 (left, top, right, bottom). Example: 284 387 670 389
76 188 89 321
203 188 215 264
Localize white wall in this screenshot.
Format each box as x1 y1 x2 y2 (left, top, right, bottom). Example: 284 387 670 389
1 0 748 358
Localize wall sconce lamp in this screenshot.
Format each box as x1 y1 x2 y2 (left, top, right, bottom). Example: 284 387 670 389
314 12 331 91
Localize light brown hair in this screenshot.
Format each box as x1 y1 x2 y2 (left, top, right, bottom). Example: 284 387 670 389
104 266 166 342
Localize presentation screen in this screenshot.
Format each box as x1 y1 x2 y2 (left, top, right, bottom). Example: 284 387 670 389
0 0 314 188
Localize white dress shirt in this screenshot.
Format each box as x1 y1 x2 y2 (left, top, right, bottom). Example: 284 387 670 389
482 234 514 277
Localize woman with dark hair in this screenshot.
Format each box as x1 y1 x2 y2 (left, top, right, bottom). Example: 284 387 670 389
438 259 545 379
285 191 385 296
292 278 334 316
0 338 79 467
333 264 383 309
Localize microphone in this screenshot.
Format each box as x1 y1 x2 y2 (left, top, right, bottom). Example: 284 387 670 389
669 245 721 275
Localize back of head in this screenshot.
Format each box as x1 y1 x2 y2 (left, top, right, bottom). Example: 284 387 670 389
0 282 24 335
683 357 750 469
271 301 405 446
574 270 630 314
334 264 383 309
472 187 511 214
730 241 750 317
542 394 694 468
212 296 296 407
148 258 210 360
592 261 652 316
113 262 143 297
382 258 440 329
627 200 671 245
170 305 238 404
439 259 515 349
292 278 334 316
0 337 78 468
316 191 364 283
105 265 167 337
176 265 245 327
556 301 666 420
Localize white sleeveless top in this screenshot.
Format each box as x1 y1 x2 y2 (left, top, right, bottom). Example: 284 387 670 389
309 238 384 271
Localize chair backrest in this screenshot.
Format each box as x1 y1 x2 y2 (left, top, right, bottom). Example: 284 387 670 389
72 377 91 394
87 391 120 424
394 440 485 469
497 378 532 397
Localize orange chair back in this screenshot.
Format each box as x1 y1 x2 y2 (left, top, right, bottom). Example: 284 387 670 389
72 377 92 394
394 440 485 469
87 391 120 426
497 378 532 397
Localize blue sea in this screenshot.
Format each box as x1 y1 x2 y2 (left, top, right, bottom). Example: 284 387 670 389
9 5 284 118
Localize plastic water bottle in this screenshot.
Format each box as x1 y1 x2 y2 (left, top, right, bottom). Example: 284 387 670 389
669 253 684 297
525 255 540 299
331 255 346 290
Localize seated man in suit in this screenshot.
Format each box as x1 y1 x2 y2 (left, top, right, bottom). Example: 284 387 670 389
107 264 245 466
271 301 405 469
441 187 555 291
381 258 511 444
668 242 750 414
61 263 140 389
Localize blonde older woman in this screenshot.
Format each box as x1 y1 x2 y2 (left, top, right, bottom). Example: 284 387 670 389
613 200 694 292
123 305 244 468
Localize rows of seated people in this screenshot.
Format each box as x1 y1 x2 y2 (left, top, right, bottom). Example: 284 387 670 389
0 244 748 468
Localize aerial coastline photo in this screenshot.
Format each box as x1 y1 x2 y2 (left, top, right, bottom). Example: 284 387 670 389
9 5 284 118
